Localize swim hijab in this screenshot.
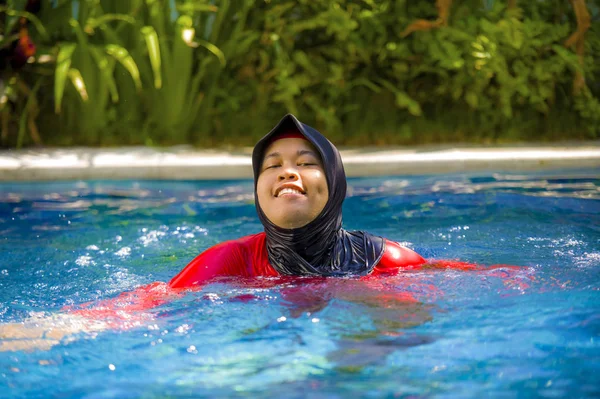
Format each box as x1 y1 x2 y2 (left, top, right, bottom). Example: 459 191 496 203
252 114 385 276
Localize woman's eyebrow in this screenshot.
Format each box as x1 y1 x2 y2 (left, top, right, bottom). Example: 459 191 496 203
297 149 319 158
263 152 281 162
264 149 318 161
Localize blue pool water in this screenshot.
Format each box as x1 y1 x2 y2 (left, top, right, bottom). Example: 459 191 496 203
0 169 598 398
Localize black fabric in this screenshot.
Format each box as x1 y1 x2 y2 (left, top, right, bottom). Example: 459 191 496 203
252 114 385 276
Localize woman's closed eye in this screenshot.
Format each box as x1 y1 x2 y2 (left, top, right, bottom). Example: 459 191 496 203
263 163 280 170
297 156 320 167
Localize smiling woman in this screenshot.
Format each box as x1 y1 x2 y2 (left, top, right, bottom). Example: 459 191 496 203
170 114 428 287
257 136 329 229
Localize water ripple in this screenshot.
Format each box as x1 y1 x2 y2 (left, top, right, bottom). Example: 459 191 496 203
349 173 600 200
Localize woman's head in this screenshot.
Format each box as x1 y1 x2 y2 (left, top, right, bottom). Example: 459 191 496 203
252 114 384 277
252 114 347 231
256 137 328 229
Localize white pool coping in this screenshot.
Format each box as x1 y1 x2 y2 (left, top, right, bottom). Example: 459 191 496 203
0 142 599 181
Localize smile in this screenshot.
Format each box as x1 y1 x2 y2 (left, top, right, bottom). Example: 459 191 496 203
275 187 305 197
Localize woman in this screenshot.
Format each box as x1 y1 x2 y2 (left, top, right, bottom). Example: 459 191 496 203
169 114 426 288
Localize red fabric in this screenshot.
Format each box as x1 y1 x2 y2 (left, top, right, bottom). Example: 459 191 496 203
69 281 176 328
168 234 427 289
168 233 278 288
266 131 307 146
372 239 427 274
66 235 527 324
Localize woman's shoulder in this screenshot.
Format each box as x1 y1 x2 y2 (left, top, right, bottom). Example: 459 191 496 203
372 239 427 274
193 232 267 262
169 232 270 288
232 232 266 247
207 232 266 257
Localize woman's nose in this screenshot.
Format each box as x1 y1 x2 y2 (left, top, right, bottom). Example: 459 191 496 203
278 166 299 181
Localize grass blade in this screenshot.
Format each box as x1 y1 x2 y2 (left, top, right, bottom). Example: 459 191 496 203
67 68 89 102
0 6 50 41
176 3 218 13
89 46 119 102
17 78 43 149
195 39 226 67
85 14 137 30
141 25 162 89
105 44 143 91
54 43 77 113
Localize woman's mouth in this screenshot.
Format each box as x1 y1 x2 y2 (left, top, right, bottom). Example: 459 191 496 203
276 186 305 197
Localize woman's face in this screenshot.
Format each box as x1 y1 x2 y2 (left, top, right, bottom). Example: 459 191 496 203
257 138 329 229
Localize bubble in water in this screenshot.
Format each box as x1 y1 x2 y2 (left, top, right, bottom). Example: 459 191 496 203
75 256 94 267
115 247 131 257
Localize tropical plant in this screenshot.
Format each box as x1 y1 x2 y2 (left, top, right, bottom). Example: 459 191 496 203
0 0 47 148
1 0 599 147
16 0 228 146
136 0 227 145
38 0 144 145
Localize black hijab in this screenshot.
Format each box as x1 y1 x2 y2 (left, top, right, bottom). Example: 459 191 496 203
252 114 385 276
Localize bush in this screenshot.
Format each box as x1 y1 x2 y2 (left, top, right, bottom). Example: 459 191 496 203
1 0 598 148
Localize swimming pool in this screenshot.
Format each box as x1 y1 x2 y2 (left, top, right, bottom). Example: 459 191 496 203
0 169 598 398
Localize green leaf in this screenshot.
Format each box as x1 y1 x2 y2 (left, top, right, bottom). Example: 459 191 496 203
177 14 194 29
105 44 142 91
141 26 162 89
377 78 422 116
551 45 584 74
395 92 422 116
349 78 381 93
195 39 226 67
85 14 137 31
88 47 119 102
465 91 479 109
67 68 89 102
176 3 218 14
145 0 167 40
292 51 318 75
17 78 43 149
55 43 77 113
209 0 230 43
69 18 89 47
0 6 50 42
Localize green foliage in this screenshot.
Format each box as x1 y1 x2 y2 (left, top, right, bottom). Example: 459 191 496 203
2 0 599 147
212 0 600 144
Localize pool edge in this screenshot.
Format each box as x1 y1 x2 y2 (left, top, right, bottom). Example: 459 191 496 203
1 143 599 181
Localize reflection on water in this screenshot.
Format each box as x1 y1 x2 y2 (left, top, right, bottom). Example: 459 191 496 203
0 181 255 218
350 171 600 200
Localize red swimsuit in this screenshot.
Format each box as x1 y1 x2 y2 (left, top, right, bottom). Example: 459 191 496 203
169 232 427 288
71 234 520 323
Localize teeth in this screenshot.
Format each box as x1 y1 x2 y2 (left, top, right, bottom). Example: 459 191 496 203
278 187 303 196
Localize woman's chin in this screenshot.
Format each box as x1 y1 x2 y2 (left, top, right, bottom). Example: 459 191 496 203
273 215 313 230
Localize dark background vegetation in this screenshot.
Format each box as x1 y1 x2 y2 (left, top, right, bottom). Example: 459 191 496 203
1 0 599 148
